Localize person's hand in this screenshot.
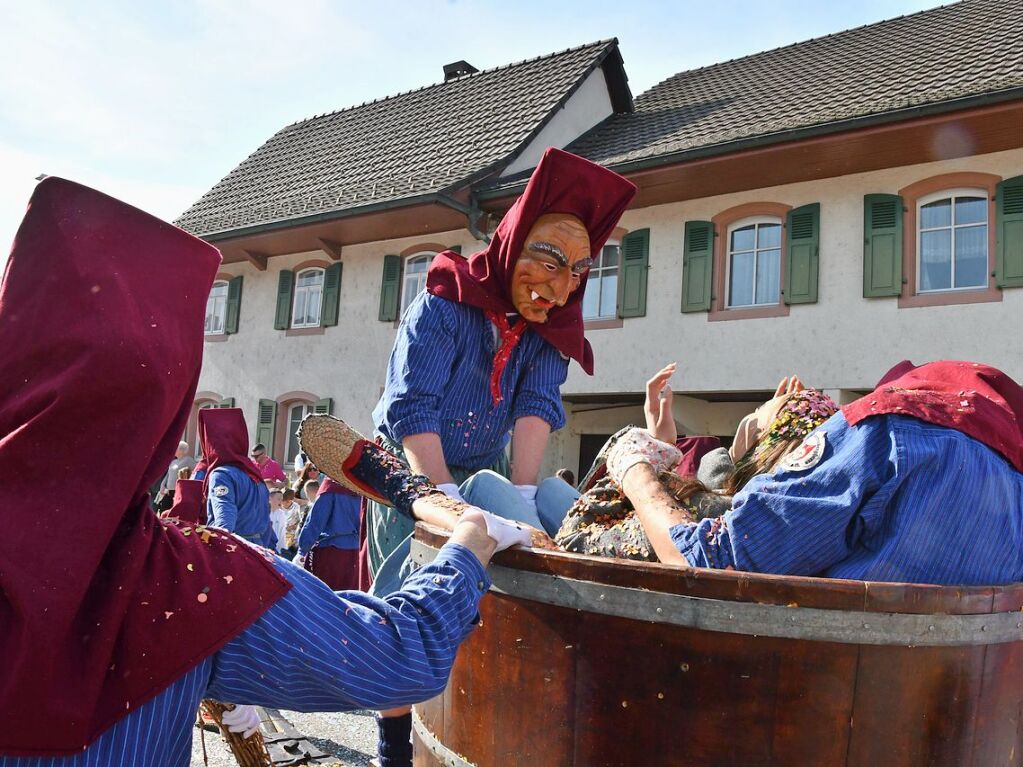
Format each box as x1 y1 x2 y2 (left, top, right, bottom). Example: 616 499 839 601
729 414 760 462
436 483 466 504
514 484 537 513
291 552 305 567
221 704 261 739
773 375 804 397
606 427 682 486
475 509 533 552
644 363 677 444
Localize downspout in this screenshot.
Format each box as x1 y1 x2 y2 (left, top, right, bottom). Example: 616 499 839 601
437 193 491 243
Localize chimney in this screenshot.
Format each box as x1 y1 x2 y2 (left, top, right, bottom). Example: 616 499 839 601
443 60 479 82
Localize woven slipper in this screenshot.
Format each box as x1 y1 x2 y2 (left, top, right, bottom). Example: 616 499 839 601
297 414 393 505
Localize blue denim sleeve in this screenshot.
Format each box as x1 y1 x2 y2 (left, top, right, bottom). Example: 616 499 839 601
297 496 327 554
206 543 490 712
380 292 460 442
668 413 897 576
510 339 569 430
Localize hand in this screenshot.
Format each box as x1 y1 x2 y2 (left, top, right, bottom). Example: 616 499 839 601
221 704 261 739
644 363 677 444
436 483 466 503
606 427 682 486
514 484 537 513
773 375 804 398
292 552 305 567
476 509 533 552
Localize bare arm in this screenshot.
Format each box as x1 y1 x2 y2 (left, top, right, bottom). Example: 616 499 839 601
510 415 550 485
621 463 694 566
402 432 456 486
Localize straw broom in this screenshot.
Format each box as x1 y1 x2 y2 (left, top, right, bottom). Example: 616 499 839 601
199 699 271 767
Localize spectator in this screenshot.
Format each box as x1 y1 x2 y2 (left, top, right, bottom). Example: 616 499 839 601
303 480 320 507
293 462 321 499
554 468 575 487
281 488 304 557
250 442 286 489
154 441 196 513
268 490 288 555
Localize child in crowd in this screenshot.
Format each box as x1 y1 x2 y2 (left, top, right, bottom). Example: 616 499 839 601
268 490 289 555
280 488 303 558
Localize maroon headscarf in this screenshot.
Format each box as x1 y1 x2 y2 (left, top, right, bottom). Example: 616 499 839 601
197 407 263 498
0 178 290 755
165 478 206 525
319 476 358 497
427 147 636 377
843 360 1023 474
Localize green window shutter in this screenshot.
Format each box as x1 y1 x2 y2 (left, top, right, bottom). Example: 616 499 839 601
313 397 334 415
255 399 277 452
863 194 903 297
681 221 714 312
617 228 650 318
217 397 235 409
450 245 462 255
378 255 401 322
224 276 243 334
274 270 294 329
996 175 1023 288
784 203 820 305
321 263 343 326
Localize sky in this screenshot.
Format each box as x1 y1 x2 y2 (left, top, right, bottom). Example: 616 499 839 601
0 0 948 266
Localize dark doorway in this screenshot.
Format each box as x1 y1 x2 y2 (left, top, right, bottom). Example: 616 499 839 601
578 433 614 480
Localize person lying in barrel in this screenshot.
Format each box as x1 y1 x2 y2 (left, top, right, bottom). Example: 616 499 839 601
552 367 838 561
606 360 1023 586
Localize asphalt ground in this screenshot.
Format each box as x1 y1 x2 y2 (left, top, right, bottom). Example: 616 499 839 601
189 708 377 767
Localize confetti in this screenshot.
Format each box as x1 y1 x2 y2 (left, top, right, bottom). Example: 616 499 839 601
164 611 174 619
197 593 208 603
186 564 194 572
223 575 233 584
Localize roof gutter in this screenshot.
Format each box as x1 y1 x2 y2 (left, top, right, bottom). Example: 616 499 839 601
476 86 1023 201
436 193 491 243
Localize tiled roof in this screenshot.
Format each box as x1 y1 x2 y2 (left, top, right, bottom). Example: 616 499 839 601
177 40 622 237
567 0 1023 169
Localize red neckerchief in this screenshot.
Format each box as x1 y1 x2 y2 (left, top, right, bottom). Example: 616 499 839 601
484 310 527 405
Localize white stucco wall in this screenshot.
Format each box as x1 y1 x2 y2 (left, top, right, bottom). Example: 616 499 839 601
501 67 614 177
199 147 1023 477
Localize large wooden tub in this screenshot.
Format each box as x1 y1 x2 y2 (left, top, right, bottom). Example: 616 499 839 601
410 525 1023 767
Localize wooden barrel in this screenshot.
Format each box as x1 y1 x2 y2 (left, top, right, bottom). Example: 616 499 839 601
410 525 1023 767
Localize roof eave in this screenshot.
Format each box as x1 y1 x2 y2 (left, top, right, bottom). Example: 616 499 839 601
477 86 1023 201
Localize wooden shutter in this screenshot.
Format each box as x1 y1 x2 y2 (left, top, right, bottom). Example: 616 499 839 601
681 221 714 312
996 175 1023 289
255 399 277 453
863 194 903 297
313 397 334 415
617 229 650 318
224 276 243 334
785 203 820 305
217 397 235 409
378 255 401 322
321 263 343 326
274 270 294 329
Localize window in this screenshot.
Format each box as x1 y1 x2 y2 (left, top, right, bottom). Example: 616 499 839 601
204 280 229 335
582 242 619 320
285 402 313 467
726 218 782 308
917 189 988 293
291 268 324 328
401 253 433 316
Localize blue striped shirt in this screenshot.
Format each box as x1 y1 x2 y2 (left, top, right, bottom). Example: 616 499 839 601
207 465 276 547
671 413 1023 585
372 291 569 470
297 492 361 553
0 543 489 766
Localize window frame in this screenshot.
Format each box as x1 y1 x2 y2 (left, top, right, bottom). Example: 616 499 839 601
708 201 792 322
204 279 230 336
582 240 620 321
724 216 784 310
291 267 325 329
400 251 435 318
285 401 314 468
897 172 1001 309
915 188 990 294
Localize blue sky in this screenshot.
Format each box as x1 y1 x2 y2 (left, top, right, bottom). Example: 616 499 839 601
0 0 947 263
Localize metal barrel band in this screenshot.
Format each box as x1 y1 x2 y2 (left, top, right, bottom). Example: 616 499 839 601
412 708 478 767
411 539 1023 647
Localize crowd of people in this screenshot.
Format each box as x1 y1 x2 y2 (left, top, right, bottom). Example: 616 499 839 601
3 151 1022 767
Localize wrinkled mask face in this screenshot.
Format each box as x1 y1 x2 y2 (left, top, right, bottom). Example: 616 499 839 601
510 213 592 323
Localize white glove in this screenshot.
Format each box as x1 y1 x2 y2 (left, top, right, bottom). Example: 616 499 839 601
437 482 465 503
477 509 532 552
605 427 683 486
514 484 537 513
292 552 305 566
220 704 261 739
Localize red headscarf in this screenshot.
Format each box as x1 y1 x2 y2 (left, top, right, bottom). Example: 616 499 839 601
166 478 206 525
427 147 636 377
843 360 1023 474
0 178 290 755
197 407 264 498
